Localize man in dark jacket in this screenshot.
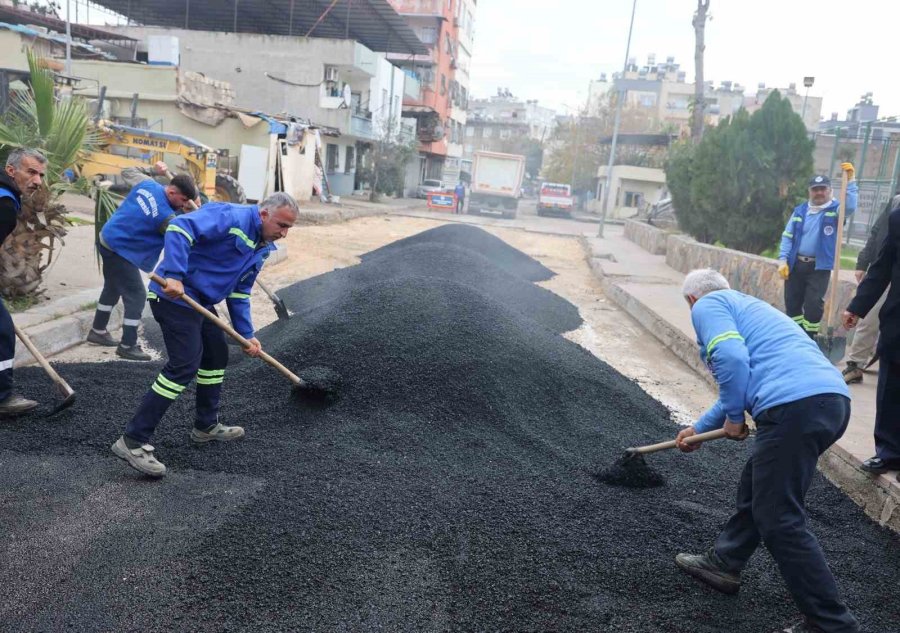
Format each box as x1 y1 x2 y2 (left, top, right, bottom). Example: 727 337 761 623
0 148 47 415
843 191 899 383
843 206 900 475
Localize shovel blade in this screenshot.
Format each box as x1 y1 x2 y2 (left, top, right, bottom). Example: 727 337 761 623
46 392 75 418
816 330 847 364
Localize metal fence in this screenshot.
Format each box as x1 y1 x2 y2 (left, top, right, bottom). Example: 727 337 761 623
811 129 900 245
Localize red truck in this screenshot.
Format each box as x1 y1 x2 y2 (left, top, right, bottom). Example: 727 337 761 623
537 182 574 217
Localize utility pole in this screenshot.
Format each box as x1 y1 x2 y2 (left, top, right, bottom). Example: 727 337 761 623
801 76 815 125
690 0 710 143
65 0 72 76
598 0 638 238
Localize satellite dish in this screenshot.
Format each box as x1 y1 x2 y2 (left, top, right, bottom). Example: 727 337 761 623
342 84 352 107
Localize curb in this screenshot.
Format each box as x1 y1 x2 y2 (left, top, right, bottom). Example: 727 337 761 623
589 257 900 534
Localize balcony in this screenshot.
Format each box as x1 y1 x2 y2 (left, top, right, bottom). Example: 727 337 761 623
389 0 444 17
351 115 374 140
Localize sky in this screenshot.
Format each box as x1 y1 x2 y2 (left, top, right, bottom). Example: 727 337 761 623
469 0 900 120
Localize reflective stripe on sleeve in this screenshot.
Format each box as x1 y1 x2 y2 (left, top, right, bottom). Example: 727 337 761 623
166 224 194 244
705 331 745 357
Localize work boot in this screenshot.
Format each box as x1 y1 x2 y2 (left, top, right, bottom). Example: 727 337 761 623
111 436 166 478
0 393 39 416
87 329 118 347
777 619 826 632
191 422 245 444
675 550 741 595
116 344 152 361
842 362 863 384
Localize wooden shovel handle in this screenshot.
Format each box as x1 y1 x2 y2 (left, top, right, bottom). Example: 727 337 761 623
823 171 849 330
149 273 301 386
631 428 729 455
13 324 75 397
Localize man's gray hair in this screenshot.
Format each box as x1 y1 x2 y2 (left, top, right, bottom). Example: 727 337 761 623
6 147 48 168
259 192 299 216
682 268 730 299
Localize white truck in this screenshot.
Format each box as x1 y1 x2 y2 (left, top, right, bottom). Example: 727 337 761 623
468 151 526 219
537 182 574 217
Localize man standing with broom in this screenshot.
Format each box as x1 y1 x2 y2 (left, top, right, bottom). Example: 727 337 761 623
777 163 857 339
673 269 858 633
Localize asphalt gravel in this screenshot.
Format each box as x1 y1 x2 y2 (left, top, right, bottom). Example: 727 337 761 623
1 225 899 632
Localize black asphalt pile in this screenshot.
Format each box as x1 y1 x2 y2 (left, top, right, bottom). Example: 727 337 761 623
2 231 900 632
277 241 581 334
360 223 556 282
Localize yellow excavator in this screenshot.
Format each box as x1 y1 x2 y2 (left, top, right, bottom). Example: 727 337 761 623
78 120 246 203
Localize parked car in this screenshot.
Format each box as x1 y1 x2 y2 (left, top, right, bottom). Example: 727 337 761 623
537 182 574 217
416 179 445 199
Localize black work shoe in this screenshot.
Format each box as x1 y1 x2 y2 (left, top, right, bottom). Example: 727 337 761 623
675 550 741 595
842 362 863 384
778 619 826 632
116 344 152 362
860 456 900 474
87 329 118 347
0 393 39 416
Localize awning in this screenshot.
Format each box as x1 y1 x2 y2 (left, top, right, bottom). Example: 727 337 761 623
86 0 427 55
401 104 437 117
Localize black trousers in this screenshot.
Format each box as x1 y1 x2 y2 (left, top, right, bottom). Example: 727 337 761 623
784 259 831 338
0 297 15 401
124 298 228 444
874 352 900 464
93 242 146 346
713 394 858 633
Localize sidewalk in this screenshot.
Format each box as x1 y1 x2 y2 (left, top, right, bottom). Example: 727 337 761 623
588 225 900 533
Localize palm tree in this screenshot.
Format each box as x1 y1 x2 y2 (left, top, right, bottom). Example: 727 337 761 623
0 50 96 298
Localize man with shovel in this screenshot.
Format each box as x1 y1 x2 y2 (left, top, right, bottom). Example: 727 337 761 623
0 148 47 416
673 269 857 633
777 164 857 339
111 192 299 478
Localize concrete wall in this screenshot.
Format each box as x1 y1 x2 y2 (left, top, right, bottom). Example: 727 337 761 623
623 219 670 255
597 165 667 219
664 233 856 327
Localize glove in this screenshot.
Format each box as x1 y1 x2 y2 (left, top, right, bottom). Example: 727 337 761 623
777 260 790 280
841 162 855 180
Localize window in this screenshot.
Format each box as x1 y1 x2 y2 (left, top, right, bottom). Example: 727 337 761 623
326 144 339 173
483 127 493 138
466 126 475 137
345 145 355 173
464 144 474 153
624 191 643 207
440 74 447 96
420 26 438 44
500 128 512 139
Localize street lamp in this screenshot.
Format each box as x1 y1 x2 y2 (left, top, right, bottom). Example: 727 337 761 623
598 0 638 237
801 76 815 123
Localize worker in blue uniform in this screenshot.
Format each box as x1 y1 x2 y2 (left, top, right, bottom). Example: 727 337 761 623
777 164 857 338
0 148 47 416
111 192 299 478
673 269 858 633
88 166 198 361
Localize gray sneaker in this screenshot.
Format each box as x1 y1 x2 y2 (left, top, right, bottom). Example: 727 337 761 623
0 393 39 416
111 436 166 477
191 422 245 444
87 329 118 347
842 362 863 384
675 550 741 595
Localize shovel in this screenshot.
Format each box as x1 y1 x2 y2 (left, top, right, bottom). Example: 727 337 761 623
596 428 728 488
817 171 850 363
175 183 291 321
13 324 75 416
148 273 339 399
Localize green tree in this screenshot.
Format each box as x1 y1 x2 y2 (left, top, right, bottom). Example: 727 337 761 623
497 136 543 180
665 91 813 254
0 50 96 297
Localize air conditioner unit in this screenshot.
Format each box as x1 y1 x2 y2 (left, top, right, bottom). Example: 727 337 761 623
324 67 339 83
